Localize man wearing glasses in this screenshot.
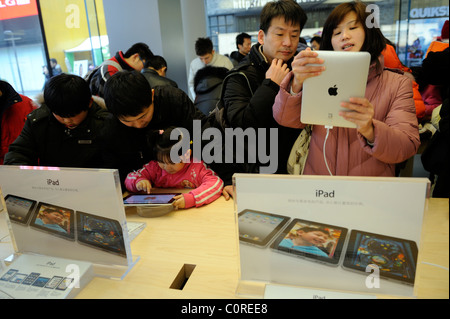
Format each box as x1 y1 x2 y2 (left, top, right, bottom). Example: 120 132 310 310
88 42 154 98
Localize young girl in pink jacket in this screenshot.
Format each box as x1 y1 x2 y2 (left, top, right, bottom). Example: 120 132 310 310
273 1 420 176
125 127 224 209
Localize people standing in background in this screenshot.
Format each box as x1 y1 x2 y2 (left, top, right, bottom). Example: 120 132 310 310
229 32 252 66
188 37 234 100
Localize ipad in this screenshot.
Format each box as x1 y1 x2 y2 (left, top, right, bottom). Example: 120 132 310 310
76 211 126 257
29 202 75 241
301 51 371 128
4 194 37 225
123 193 180 206
342 230 418 285
271 218 348 266
238 209 290 248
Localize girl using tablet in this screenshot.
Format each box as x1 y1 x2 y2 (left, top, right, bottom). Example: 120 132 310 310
125 127 224 209
272 1 420 176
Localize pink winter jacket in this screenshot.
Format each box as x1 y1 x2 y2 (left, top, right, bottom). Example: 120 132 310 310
125 160 224 208
273 57 420 177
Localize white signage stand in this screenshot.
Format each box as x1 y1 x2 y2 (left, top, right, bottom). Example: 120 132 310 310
0 166 139 298
233 174 429 298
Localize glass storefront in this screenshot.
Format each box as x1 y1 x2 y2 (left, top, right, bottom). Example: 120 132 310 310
205 0 449 67
0 0 108 97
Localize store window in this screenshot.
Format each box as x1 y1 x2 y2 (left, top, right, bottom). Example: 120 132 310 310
0 0 109 97
205 0 449 67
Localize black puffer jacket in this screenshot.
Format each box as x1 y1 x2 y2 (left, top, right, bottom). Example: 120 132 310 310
194 66 228 115
221 43 302 174
4 102 112 168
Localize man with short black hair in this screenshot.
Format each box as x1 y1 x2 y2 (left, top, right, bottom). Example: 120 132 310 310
102 70 206 184
188 37 233 100
229 32 252 66
88 42 154 97
221 0 308 175
141 55 178 88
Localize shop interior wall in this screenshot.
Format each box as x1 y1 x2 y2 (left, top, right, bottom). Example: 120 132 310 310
102 0 207 95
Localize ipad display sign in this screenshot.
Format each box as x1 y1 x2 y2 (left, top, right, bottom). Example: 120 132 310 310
271 218 348 266
123 193 180 206
343 230 418 285
238 210 290 248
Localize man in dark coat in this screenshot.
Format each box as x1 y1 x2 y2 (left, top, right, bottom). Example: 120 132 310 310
222 0 308 176
141 55 178 89
101 71 207 186
4 74 111 168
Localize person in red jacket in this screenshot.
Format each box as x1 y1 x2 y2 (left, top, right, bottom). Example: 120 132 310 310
125 127 223 209
0 80 37 164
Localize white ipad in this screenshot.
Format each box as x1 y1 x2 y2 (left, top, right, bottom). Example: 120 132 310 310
301 51 371 128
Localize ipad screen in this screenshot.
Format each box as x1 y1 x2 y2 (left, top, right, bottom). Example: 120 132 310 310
4 195 37 225
76 211 126 257
29 203 75 241
123 193 179 205
238 210 290 247
343 230 418 284
271 218 348 265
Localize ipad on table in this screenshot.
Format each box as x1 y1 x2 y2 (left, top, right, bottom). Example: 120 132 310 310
123 193 181 206
301 51 371 128
342 230 418 285
238 209 291 248
4 194 37 225
271 218 348 266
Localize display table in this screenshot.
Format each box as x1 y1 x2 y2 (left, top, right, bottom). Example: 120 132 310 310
76 193 448 299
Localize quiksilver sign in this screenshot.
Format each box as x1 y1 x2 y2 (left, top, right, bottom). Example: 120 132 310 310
410 6 449 19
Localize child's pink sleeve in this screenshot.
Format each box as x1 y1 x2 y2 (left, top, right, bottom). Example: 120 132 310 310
183 163 224 208
124 162 158 192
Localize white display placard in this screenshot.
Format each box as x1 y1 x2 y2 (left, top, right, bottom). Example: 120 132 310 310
234 174 429 297
0 253 93 299
0 166 133 274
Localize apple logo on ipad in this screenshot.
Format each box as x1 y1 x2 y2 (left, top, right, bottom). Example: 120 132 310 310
328 85 338 96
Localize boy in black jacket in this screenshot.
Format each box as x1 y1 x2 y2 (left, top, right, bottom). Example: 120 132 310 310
4 74 111 168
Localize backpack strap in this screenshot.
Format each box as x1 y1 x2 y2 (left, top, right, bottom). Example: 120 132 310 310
217 71 254 108
99 60 123 82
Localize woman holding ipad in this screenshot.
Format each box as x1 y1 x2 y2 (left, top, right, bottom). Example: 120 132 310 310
272 1 420 176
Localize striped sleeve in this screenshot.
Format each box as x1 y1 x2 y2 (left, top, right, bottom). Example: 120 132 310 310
183 163 224 208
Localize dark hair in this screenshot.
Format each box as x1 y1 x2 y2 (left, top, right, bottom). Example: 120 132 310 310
103 70 152 118
195 37 213 56
124 42 154 61
148 126 189 164
311 36 322 45
259 0 308 34
236 32 251 49
320 1 386 64
145 55 167 70
44 74 91 117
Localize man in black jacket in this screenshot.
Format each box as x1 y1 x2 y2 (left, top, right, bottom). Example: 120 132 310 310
141 55 178 89
101 71 207 186
222 0 308 176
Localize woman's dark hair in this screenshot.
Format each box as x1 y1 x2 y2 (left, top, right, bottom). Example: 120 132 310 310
44 74 91 117
320 1 386 64
103 70 152 117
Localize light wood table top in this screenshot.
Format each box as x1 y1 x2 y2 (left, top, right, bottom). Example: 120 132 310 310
77 195 448 299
